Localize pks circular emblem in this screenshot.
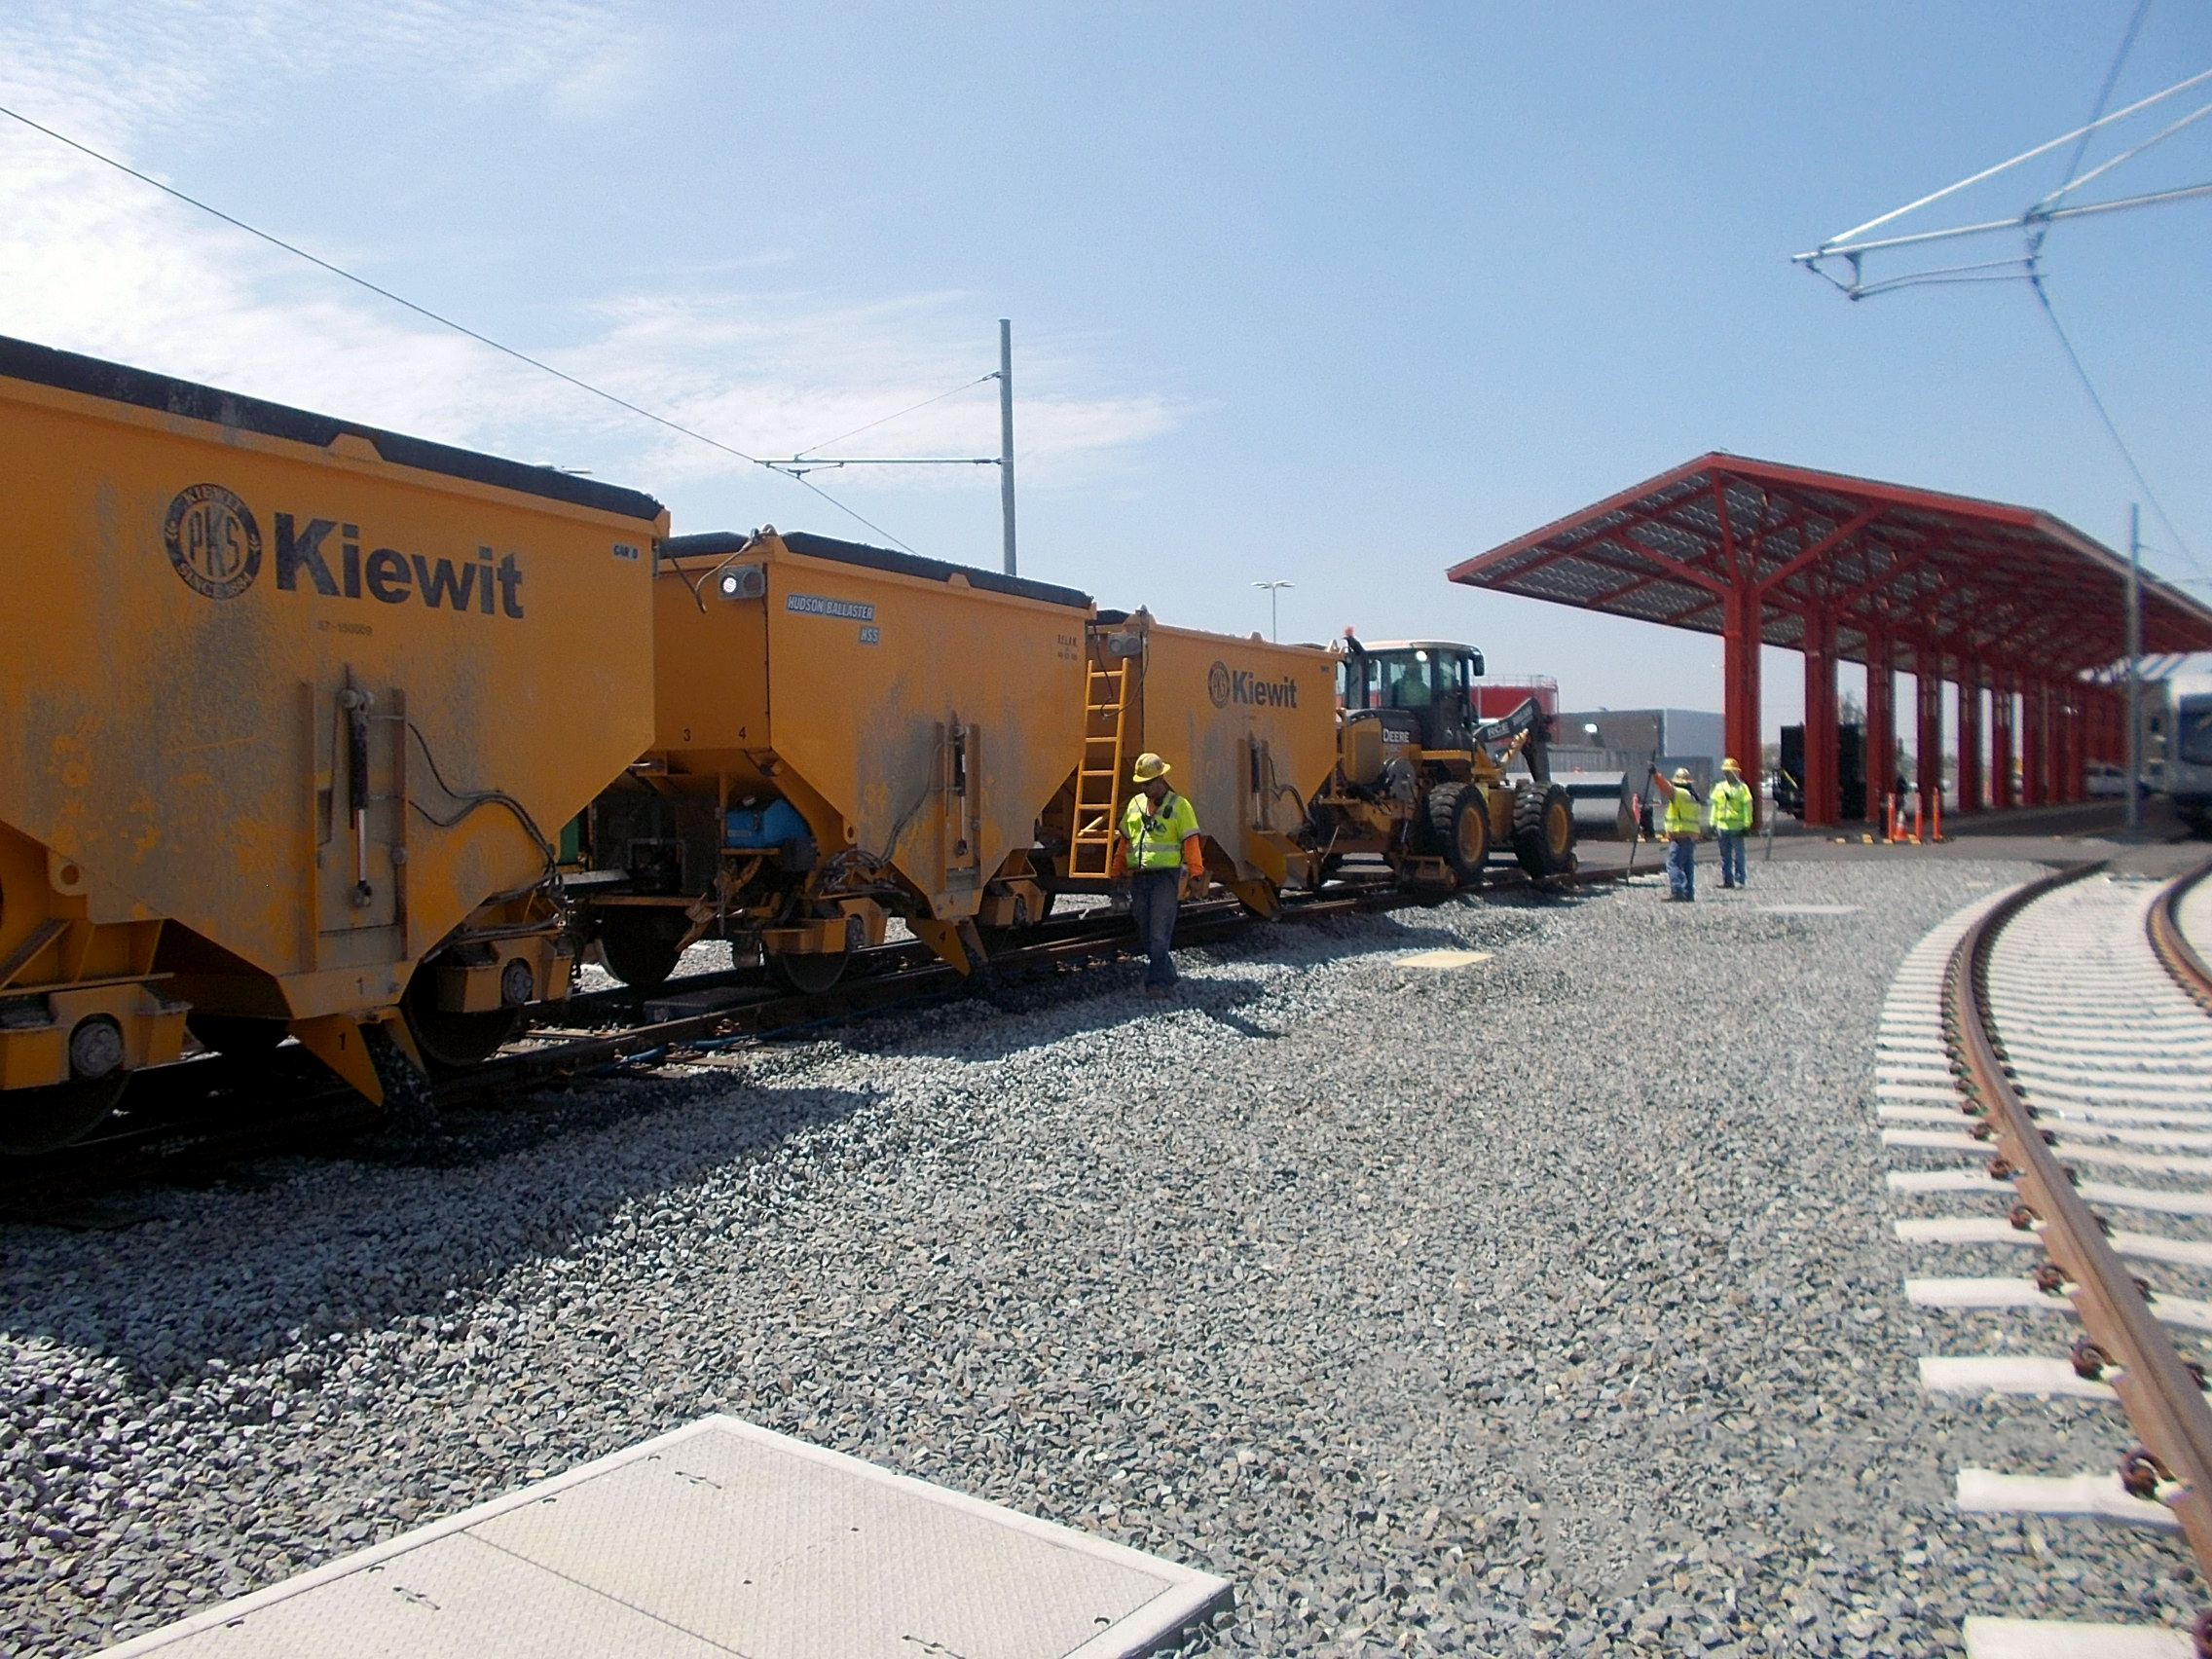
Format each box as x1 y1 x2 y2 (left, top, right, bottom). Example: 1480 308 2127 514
163 484 262 600
1207 660 1232 708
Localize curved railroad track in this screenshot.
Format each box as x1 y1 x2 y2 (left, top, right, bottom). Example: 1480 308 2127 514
0 862 1613 1220
1881 858 2212 1650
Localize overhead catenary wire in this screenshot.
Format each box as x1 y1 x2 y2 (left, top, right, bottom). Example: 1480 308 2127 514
2027 272 2202 576
2052 0 2156 198
1808 63 2212 257
1795 11 2208 580
0 98 921 553
791 373 998 461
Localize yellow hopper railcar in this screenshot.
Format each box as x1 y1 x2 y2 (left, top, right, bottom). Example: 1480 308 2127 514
1047 610 1340 917
0 337 663 1147
579 530 1091 988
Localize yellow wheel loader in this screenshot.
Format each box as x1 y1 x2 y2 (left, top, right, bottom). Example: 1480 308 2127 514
1303 636 1575 891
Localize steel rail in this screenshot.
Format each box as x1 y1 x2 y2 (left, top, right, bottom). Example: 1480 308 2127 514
1946 860 2212 1581
0 864 1617 1214
2147 857 2212 1014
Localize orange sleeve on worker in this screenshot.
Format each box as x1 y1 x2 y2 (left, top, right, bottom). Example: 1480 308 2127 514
1182 834 1204 879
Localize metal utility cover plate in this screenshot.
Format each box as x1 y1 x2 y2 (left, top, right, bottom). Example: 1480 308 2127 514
100 1416 1232 1659
1392 949 1493 968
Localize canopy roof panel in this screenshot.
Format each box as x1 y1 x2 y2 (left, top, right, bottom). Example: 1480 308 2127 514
1447 454 2212 678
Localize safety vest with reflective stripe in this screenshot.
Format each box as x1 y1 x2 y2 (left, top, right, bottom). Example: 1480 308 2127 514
1663 787 1703 836
1709 778 1753 831
1123 791 1200 869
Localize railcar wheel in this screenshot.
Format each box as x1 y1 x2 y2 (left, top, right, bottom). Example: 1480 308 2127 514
186 1013 288 1058
769 951 847 996
597 910 688 989
0 1074 129 1155
399 973 521 1073
1513 783 1576 878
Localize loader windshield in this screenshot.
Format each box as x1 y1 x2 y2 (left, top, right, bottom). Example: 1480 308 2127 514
1339 646 1480 716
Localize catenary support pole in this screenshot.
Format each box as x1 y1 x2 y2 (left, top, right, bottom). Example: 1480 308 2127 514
999 318 1016 577
2128 502 2144 834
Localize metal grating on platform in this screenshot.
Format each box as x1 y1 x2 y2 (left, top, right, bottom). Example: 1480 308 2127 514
99 1415 1233 1659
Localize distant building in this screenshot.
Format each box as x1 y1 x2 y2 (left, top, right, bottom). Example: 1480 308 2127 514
1555 708 1725 794
1472 676 1558 719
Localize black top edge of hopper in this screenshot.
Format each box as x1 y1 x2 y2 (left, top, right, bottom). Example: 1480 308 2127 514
664 529 1092 610
0 333 666 524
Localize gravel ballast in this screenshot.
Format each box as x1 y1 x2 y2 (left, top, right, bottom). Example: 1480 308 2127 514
3 856 2196 1655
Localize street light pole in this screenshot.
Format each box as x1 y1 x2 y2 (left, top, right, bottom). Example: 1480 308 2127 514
1252 580 1293 641
2127 501 2143 834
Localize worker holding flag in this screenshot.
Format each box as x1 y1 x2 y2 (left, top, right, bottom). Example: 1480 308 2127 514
1648 765 1704 902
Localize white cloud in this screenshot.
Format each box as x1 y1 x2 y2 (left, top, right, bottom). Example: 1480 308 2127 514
0 0 1174 525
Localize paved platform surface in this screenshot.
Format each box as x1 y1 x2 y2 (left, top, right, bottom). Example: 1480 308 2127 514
1574 798 2210 881
99 1416 1229 1659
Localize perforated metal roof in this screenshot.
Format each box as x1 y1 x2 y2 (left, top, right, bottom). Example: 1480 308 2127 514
1447 454 2212 677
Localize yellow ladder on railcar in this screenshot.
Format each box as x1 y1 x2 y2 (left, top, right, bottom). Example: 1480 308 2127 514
1069 660 1131 878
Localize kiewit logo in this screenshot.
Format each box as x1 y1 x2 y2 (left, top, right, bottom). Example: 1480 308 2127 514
164 485 262 600
160 488 526 617
1208 660 1300 711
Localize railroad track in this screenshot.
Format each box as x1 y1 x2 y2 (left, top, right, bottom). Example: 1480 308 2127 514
1878 858 2212 1654
0 863 1613 1220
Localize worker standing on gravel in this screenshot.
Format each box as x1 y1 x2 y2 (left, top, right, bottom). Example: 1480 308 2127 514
1710 757 1754 890
1648 765 1704 902
1109 753 1205 1000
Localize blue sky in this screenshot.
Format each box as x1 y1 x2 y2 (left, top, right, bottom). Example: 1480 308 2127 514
4 2 2207 731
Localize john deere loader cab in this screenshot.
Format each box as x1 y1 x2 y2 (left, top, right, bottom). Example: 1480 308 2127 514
1341 643 1483 753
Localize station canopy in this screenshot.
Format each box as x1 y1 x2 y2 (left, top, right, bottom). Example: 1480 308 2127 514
1446 453 2212 678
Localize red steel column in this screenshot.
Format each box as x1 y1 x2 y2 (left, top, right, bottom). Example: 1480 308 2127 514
2038 682 2056 804
2052 681 2070 800
1955 665 1984 814
2026 682 2050 805
1990 676 2016 810
1802 608 1837 827
1916 645 1944 825
1723 583 1763 829
1863 631 1894 828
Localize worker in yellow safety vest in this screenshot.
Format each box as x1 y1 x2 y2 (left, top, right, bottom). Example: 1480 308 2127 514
1710 757 1754 889
1647 765 1705 902
1108 752 1205 999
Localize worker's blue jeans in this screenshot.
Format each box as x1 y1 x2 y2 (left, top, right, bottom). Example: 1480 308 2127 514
1717 830 1747 887
1666 835 1696 900
1129 868 1182 988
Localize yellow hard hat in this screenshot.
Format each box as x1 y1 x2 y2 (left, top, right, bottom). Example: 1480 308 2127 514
1722 756 1742 771
1672 767 1694 785
1131 753 1171 783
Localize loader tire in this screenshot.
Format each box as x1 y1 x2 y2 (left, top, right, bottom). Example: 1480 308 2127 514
1427 783 1490 888
1513 782 1576 879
